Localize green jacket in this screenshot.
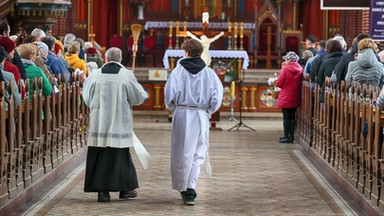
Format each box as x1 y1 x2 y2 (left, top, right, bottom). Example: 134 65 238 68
24 63 53 97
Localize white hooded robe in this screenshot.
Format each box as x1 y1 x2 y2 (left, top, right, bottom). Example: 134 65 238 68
165 58 223 191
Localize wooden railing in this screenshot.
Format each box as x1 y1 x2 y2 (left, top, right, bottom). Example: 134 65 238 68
297 74 384 210
0 77 89 204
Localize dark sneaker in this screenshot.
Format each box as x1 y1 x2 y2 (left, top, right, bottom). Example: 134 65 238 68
181 194 195 206
279 138 293 144
119 190 138 199
98 192 111 202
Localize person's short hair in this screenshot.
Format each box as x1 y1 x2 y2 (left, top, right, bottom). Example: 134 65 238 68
326 39 343 53
31 28 46 39
358 38 377 52
105 47 122 62
67 41 80 54
356 34 371 43
302 50 314 59
17 43 39 60
333 35 347 50
318 40 326 50
22 35 37 44
306 34 316 44
0 18 9 36
74 37 84 49
41 36 56 50
63 33 76 46
181 39 203 57
83 41 93 51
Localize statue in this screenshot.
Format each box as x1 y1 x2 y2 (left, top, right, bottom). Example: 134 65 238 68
186 31 224 66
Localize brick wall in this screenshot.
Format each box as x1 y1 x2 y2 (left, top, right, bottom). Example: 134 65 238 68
51 0 78 39
339 10 370 48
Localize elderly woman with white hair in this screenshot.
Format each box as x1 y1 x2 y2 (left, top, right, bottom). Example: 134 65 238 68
31 28 46 42
274 51 303 143
82 47 147 202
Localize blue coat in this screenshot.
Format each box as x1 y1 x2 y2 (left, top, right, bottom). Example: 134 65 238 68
46 51 69 83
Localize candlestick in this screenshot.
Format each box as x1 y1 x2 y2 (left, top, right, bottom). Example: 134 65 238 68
176 21 180 36
169 21 173 49
240 22 244 37
169 21 173 37
183 21 187 31
228 21 232 33
230 81 235 97
233 22 238 36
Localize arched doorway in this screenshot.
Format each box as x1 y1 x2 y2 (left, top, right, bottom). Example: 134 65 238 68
255 2 279 69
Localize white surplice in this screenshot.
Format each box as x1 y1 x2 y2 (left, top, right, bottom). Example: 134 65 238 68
82 61 147 148
164 62 223 191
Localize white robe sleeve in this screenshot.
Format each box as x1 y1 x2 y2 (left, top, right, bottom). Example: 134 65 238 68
208 71 224 115
164 68 178 111
126 70 148 106
82 71 97 107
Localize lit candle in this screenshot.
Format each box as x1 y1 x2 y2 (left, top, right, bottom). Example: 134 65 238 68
169 21 173 37
234 22 238 37
240 22 244 37
228 21 232 33
230 81 235 97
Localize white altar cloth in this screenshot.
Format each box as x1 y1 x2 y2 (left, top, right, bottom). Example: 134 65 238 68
144 21 256 30
162 49 250 70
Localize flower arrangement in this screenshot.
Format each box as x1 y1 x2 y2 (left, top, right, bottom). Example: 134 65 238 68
213 60 237 82
130 0 151 7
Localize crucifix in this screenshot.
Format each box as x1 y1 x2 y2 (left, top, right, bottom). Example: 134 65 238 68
182 11 225 66
88 26 96 42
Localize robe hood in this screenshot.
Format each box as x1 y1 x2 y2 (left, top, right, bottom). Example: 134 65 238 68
180 57 206 74
356 48 377 69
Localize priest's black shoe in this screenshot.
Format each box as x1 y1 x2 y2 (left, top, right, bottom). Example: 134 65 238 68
119 190 138 199
279 138 293 143
98 192 110 202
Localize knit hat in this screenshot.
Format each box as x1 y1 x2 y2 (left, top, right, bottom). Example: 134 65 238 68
0 37 16 54
54 43 62 55
283 51 299 62
55 40 64 50
86 47 97 55
0 46 7 63
37 42 49 56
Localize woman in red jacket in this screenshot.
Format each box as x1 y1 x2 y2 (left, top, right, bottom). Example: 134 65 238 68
275 51 303 143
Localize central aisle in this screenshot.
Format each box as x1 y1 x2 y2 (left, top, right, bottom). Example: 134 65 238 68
19 117 362 215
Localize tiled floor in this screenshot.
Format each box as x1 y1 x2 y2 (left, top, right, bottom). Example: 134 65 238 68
14 115 373 215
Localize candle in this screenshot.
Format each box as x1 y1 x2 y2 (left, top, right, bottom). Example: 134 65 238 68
176 21 180 36
169 21 173 37
230 81 235 97
228 22 232 33
240 22 244 37
234 22 238 37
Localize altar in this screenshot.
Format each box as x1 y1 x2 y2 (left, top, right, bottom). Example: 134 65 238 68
162 49 250 79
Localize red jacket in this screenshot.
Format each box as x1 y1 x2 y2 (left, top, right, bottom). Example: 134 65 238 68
276 61 303 108
4 59 25 97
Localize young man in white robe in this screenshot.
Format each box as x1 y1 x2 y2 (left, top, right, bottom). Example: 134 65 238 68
164 39 223 205
82 47 147 202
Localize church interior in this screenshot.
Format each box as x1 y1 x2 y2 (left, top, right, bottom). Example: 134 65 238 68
1 1 382 215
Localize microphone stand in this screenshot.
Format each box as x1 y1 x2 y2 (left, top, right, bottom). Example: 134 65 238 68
228 75 255 131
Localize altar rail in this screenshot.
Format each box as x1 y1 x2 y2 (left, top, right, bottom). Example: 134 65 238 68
297 74 384 210
0 77 88 206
